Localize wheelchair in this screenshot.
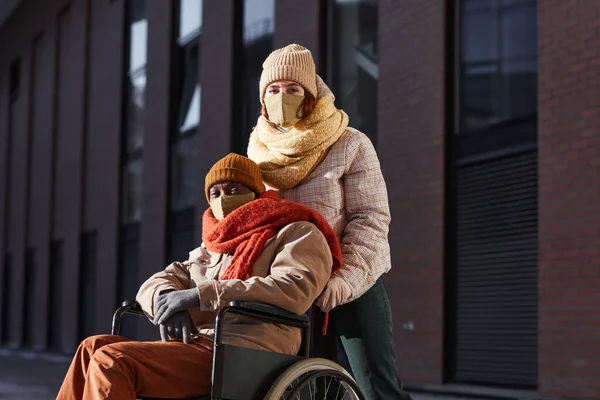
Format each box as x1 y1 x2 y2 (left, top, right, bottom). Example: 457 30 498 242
112 299 366 400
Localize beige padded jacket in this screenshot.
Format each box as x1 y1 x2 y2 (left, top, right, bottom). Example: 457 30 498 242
136 221 332 355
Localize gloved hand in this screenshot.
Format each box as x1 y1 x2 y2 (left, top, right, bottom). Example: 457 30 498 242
159 311 193 344
154 288 200 326
315 276 353 312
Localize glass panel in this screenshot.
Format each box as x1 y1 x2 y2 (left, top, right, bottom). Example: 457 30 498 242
177 41 200 135
129 0 147 73
122 158 143 224
243 0 275 44
238 0 275 151
125 69 146 155
9 59 20 101
170 136 198 212
125 0 147 156
179 0 203 42
171 0 203 212
327 0 378 145
459 0 537 132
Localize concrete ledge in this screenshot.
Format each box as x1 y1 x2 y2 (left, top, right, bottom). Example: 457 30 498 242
405 383 543 400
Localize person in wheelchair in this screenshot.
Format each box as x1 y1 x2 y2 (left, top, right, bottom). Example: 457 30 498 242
56 153 342 400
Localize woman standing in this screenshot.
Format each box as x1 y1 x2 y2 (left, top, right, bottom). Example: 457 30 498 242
247 44 411 400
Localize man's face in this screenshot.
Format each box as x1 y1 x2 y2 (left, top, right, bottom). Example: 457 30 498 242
208 181 252 201
209 181 255 220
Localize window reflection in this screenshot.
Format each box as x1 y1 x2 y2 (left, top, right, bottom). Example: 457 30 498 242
122 0 147 224
328 0 378 145
170 137 198 212
238 0 275 152
125 0 147 156
122 159 143 223
459 0 537 132
180 86 201 133
243 0 275 44
179 0 203 43
171 0 202 212
177 38 200 135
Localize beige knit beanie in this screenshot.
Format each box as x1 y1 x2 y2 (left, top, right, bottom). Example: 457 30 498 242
259 44 318 105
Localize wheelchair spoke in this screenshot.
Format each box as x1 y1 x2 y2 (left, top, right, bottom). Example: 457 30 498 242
265 359 365 400
283 372 362 400
334 381 342 400
323 376 333 398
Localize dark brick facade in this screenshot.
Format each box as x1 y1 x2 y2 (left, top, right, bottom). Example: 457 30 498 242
0 0 598 398
378 0 447 385
537 1 600 398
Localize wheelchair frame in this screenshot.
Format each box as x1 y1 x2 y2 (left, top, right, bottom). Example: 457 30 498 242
111 300 357 400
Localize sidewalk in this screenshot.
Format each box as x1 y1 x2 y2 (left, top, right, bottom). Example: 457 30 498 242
0 349 68 399
0 348 489 400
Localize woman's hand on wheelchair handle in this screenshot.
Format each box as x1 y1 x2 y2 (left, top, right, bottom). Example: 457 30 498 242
153 288 200 326
159 311 193 344
316 276 352 312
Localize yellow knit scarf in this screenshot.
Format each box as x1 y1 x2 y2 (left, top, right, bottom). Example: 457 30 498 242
247 95 349 189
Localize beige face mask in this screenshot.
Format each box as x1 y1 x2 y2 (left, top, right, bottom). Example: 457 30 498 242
264 92 305 127
210 192 256 220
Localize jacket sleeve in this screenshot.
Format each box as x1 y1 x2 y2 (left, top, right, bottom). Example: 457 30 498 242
338 129 392 301
135 262 192 318
194 222 333 315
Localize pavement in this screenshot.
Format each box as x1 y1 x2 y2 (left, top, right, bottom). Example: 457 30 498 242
0 349 69 399
0 349 492 400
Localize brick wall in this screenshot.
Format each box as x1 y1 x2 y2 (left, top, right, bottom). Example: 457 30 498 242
378 0 446 385
537 1 600 398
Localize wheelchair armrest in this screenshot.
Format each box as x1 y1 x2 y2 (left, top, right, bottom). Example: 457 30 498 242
121 300 145 315
111 300 146 335
227 300 309 324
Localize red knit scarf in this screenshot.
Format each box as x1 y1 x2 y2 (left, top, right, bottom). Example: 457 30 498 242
202 190 342 334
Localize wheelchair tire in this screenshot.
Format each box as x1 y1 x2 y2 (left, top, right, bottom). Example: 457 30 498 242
264 358 365 400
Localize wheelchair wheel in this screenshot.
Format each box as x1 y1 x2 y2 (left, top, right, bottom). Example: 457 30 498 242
265 358 365 400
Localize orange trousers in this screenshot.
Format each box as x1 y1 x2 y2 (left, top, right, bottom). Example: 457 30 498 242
56 334 213 400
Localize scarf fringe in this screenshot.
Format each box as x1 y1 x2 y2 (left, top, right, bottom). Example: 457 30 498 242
322 312 330 336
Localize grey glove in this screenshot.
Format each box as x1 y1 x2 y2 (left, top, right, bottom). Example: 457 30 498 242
154 288 200 326
159 311 193 344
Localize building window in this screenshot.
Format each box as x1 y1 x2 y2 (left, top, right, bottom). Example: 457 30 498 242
235 0 275 153
22 247 35 347
9 60 20 102
1 254 12 344
458 0 537 132
121 0 147 224
327 0 378 145
47 241 64 351
79 232 97 341
117 223 140 338
170 0 202 213
448 0 539 387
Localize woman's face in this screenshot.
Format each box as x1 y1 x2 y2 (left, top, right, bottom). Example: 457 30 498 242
265 80 305 98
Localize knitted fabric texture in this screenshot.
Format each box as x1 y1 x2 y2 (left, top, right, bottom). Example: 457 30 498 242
202 190 342 334
204 153 266 202
259 44 318 104
248 78 349 190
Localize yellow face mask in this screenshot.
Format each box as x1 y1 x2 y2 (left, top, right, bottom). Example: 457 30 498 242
264 92 305 127
210 192 256 220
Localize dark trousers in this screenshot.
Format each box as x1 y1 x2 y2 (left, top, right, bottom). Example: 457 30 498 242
330 278 411 400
